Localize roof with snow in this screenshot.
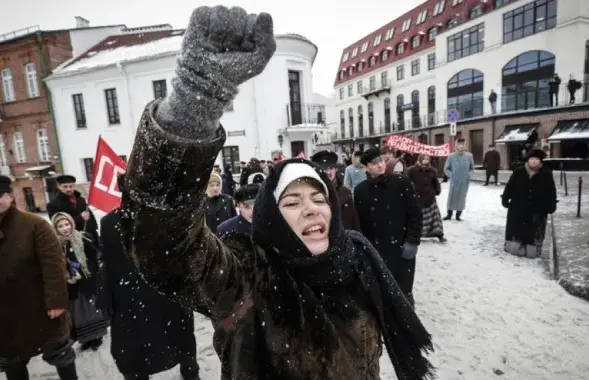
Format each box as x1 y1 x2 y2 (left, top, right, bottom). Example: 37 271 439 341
548 119 589 141
495 123 538 143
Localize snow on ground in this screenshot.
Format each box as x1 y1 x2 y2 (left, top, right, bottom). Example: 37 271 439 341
7 183 589 380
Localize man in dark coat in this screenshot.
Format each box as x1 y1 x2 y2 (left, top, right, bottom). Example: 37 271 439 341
216 183 260 237
98 175 200 380
483 144 501 186
311 150 361 231
239 157 265 186
354 147 422 305
47 175 99 244
0 176 78 380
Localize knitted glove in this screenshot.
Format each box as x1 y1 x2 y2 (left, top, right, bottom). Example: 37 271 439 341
401 243 418 260
155 6 276 139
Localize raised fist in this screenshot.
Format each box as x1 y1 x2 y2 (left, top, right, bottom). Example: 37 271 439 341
181 6 276 87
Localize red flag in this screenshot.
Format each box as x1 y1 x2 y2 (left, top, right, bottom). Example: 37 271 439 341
88 137 127 213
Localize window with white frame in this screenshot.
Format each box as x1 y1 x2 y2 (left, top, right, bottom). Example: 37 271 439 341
411 35 421 48
373 34 382 46
433 0 446 15
0 136 8 167
369 76 376 91
1 68 15 102
361 42 369 52
12 132 26 163
342 52 349 62
25 63 40 98
357 81 363 94
369 56 376 66
428 27 437 41
396 42 405 55
339 88 344 100
396 65 405 80
452 0 464 5
385 28 395 40
352 47 358 57
401 19 412 32
348 84 353 96
416 10 428 24
37 128 50 162
348 66 354 76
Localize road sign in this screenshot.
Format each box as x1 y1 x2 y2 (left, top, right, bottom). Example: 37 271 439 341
449 122 457 136
448 109 459 122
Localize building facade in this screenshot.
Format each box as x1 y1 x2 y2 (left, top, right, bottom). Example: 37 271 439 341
0 20 125 211
331 0 589 168
46 30 328 184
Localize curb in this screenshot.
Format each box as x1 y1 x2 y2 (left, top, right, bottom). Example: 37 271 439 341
559 278 589 301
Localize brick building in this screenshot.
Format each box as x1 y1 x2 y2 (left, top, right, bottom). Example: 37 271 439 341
0 19 124 211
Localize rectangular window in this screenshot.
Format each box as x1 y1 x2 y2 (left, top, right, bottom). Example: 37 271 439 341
0 136 8 167
351 47 358 57
12 132 26 163
411 36 421 48
348 84 353 96
381 71 388 87
25 63 40 98
37 129 50 162
401 19 412 32
342 52 349 62
447 23 485 62
416 10 428 24
104 88 120 125
433 0 446 16
428 53 436 70
452 0 464 5
373 34 382 46
152 79 167 99
361 42 369 52
72 93 87 129
339 88 344 100
1 68 15 102
496 0 512 7
396 65 405 80
470 5 483 19
82 158 94 182
369 75 376 91
222 146 241 174
411 59 421 76
385 28 395 40
503 0 557 44
357 81 363 94
428 27 437 41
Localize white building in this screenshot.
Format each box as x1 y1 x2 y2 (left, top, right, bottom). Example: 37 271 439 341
332 0 589 159
45 28 328 183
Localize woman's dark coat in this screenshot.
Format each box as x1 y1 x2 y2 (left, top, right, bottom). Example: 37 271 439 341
98 209 196 376
119 106 386 380
501 166 557 245
332 176 361 232
204 194 237 234
407 165 441 207
64 234 100 301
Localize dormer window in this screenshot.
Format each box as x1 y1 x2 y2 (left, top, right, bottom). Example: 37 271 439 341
369 56 377 66
342 52 349 63
416 10 428 24
351 47 358 58
433 0 446 16
411 35 421 48
396 42 405 55
357 61 364 71
348 66 354 76
447 18 459 29
428 27 437 41
401 19 412 32
374 34 382 46
381 50 389 61
361 42 369 52
385 27 395 40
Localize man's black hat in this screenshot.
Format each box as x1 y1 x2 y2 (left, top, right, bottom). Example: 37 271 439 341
310 150 338 168
353 150 363 157
360 147 381 166
235 183 261 203
526 149 547 162
55 174 76 185
0 175 12 194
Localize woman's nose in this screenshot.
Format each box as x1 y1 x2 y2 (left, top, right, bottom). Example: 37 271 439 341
301 200 320 216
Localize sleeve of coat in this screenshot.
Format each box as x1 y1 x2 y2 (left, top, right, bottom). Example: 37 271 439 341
121 102 246 320
545 171 558 214
444 156 452 178
432 168 441 195
34 218 69 311
501 171 516 206
97 217 114 314
402 176 422 245
343 166 352 190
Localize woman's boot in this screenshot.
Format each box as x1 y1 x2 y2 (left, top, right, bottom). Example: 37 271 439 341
456 211 463 221
443 211 453 221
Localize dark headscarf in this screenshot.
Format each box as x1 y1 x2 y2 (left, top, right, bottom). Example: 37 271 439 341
252 158 435 380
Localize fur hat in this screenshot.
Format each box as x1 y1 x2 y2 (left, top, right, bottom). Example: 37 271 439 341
235 183 261 204
0 175 12 194
310 150 338 169
209 172 222 185
360 147 382 166
525 149 547 162
56 174 76 185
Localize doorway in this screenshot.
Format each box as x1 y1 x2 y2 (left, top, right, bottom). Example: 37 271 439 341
23 187 36 212
288 71 302 125
44 177 58 202
469 129 484 165
290 141 305 158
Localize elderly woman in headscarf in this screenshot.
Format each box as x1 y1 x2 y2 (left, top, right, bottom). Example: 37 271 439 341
118 6 435 380
502 149 557 258
407 155 446 242
51 212 108 351
204 171 237 234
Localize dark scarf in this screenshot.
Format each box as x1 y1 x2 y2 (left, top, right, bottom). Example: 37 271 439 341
252 158 435 380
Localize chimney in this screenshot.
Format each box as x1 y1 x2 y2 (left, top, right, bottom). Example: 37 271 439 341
75 17 90 28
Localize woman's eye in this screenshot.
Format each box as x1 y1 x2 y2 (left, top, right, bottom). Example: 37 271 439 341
313 198 327 204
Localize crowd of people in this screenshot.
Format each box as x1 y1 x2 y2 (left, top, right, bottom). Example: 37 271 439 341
0 5 559 380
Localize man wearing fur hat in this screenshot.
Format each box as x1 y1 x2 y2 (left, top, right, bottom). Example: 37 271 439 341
354 147 422 305
0 175 78 380
501 149 557 258
204 172 237 234
47 175 99 244
311 150 361 231
216 183 261 237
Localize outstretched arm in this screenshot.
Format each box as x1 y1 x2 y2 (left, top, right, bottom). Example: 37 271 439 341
122 6 276 318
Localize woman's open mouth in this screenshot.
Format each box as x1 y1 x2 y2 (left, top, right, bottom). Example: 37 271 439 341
302 224 326 237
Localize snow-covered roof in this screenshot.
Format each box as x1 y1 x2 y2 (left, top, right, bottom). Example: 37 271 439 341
52 30 184 76
547 119 589 141
495 124 537 143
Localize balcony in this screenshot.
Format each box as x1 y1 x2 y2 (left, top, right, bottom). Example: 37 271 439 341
361 82 391 100
286 103 326 127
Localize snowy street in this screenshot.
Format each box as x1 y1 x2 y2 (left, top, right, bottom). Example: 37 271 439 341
7 182 589 380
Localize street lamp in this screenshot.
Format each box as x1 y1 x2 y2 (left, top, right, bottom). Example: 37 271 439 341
277 134 284 147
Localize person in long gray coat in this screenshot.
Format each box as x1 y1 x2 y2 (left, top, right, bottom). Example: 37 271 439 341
443 139 474 221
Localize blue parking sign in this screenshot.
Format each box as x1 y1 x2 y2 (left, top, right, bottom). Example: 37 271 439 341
448 109 459 122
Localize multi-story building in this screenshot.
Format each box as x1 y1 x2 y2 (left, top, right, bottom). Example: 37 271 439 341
0 18 125 211
333 0 589 169
45 29 329 188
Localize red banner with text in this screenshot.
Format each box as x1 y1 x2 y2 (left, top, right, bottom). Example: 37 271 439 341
385 135 452 157
88 137 127 213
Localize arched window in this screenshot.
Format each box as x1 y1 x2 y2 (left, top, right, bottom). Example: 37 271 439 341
384 98 391 133
447 69 484 119
501 50 555 111
427 86 436 125
357 61 364 72
396 43 405 55
369 56 376 66
368 102 375 135
396 94 405 130
340 110 345 138
348 108 354 138
381 50 389 61
348 66 354 76
411 90 421 128
358 105 364 137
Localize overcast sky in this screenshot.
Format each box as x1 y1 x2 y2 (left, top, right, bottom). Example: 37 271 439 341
1 0 421 96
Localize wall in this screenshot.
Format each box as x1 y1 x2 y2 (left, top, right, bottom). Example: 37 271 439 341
68 26 125 57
